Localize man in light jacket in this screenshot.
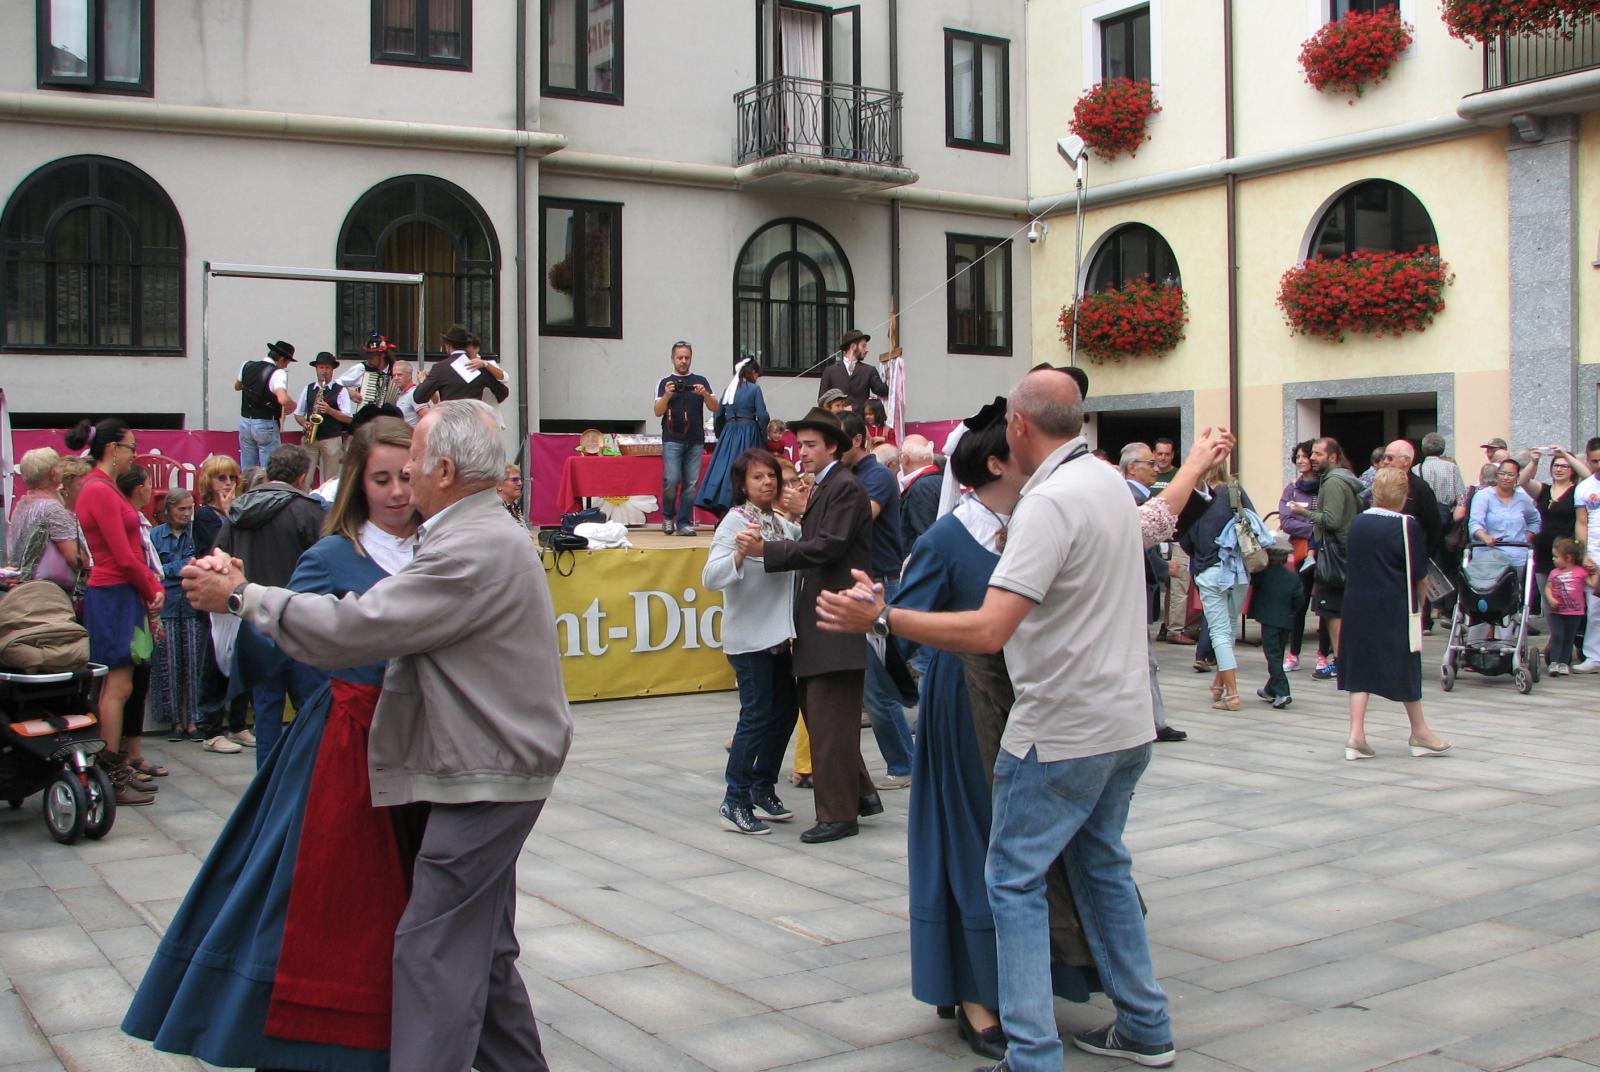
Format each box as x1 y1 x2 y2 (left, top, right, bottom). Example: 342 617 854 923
183 400 573 1072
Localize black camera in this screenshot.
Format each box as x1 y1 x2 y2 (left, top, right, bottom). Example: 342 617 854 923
667 376 698 395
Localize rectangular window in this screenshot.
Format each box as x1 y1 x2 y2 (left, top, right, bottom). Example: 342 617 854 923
1331 0 1398 16
1100 6 1151 83
36 0 153 95
372 0 472 70
542 0 623 104
947 235 1011 356
539 198 622 338
945 29 1010 153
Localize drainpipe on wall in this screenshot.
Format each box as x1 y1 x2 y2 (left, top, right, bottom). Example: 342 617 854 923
888 0 901 324
1223 0 1240 451
515 0 531 473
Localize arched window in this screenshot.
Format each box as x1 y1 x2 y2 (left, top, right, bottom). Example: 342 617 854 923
2 155 183 352
1085 223 1180 292
734 219 854 376
337 175 499 360
1311 179 1435 259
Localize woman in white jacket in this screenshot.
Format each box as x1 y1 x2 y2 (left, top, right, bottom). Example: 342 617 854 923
703 448 802 836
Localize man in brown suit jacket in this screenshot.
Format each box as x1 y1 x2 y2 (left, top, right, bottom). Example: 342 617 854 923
739 406 880 843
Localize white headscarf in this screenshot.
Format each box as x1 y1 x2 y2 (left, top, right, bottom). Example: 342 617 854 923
936 424 969 519
721 357 752 406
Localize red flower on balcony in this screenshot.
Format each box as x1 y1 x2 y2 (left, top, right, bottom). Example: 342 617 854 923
1441 0 1590 43
1299 7 1414 99
1058 278 1187 363
1069 79 1161 162
1276 247 1455 342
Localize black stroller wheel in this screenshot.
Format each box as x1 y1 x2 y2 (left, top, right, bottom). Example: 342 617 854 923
43 770 87 844
1440 664 1455 692
84 765 116 840
6 799 23 809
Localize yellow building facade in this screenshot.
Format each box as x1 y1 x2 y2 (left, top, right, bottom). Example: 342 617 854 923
1026 0 1599 504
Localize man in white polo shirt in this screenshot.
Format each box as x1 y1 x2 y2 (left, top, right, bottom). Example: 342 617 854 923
817 367 1175 1072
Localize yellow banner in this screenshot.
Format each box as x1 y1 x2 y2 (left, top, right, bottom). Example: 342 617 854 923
545 545 736 702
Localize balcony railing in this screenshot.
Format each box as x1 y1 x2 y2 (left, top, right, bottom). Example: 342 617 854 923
735 76 903 168
1483 12 1600 91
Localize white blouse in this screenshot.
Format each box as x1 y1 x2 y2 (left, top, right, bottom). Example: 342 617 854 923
360 521 418 576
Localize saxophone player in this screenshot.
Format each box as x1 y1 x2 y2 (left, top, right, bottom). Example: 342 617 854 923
294 352 355 484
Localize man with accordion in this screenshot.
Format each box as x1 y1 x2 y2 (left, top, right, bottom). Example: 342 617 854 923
293 352 355 484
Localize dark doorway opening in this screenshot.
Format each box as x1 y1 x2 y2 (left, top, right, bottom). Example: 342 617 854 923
1094 408 1182 468
1318 393 1437 477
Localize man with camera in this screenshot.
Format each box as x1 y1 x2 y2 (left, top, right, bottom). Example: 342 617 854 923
653 341 720 535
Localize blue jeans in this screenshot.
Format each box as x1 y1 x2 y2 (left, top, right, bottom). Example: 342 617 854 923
1195 565 1247 672
862 576 914 777
238 418 280 470
661 441 704 530
723 647 799 807
987 745 1169 1072
234 621 302 768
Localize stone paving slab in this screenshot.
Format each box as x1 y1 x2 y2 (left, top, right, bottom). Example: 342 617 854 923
3 635 1600 1070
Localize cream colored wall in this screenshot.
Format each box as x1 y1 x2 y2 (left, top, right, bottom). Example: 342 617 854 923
1231 1 1484 159
1029 184 1229 396
1579 113 1600 371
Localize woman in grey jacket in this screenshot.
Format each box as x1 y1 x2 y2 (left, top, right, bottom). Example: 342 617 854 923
704 448 802 835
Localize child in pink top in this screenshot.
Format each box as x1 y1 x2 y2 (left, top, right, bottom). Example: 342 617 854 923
1544 537 1591 674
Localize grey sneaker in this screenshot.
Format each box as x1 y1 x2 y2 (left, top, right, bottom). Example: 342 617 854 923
719 801 771 835
1072 1024 1175 1068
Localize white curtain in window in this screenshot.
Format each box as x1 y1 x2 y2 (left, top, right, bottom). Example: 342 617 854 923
101 0 141 84
779 8 823 153
951 38 975 142
546 0 576 90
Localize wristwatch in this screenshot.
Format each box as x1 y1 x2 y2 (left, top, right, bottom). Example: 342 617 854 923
226 582 249 617
872 606 893 638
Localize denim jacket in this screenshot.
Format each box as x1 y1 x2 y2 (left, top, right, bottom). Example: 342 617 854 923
149 522 198 620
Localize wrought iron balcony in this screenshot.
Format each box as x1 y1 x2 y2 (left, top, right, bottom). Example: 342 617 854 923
735 76 904 168
1482 12 1600 91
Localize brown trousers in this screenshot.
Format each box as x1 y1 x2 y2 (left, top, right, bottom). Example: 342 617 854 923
799 669 872 823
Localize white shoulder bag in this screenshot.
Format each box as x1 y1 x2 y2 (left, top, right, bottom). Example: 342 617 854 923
1402 515 1423 653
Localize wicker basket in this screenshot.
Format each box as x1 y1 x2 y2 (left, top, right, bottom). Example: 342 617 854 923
616 436 663 456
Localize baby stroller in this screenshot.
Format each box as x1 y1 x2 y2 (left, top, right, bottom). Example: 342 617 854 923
0 665 116 843
1440 542 1538 695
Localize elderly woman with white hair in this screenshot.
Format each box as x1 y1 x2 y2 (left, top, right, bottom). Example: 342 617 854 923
8 446 86 594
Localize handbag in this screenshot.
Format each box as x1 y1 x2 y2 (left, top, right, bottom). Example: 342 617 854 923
560 507 605 532
1402 516 1423 654
1227 483 1269 574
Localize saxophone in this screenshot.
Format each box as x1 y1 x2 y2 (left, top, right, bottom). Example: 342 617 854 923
305 412 324 445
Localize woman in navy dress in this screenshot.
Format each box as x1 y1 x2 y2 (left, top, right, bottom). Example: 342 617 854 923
1339 468 1452 762
124 418 422 1071
896 399 1094 1063
696 355 770 516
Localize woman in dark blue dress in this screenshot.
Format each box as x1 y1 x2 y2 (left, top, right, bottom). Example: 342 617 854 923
1339 468 1452 762
696 355 770 516
124 418 421 1071
896 399 1094 1063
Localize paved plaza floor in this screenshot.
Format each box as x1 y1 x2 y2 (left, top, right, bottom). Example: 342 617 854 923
4 634 1600 1072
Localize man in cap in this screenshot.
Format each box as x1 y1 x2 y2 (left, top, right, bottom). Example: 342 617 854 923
737 406 880 843
1482 437 1509 466
293 352 355 484
818 329 890 416
818 388 851 416
236 340 296 469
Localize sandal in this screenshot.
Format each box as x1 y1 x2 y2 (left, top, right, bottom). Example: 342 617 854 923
128 756 169 778
1212 693 1242 712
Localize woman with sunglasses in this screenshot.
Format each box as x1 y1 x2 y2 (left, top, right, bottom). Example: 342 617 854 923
63 417 164 807
1524 446 1590 639
497 462 527 525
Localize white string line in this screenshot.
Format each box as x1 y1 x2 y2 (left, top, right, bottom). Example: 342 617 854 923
762 184 1085 404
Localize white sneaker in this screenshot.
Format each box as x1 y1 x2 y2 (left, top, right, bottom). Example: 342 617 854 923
1572 661 1600 674
204 735 243 754
1552 663 1571 676
228 729 257 748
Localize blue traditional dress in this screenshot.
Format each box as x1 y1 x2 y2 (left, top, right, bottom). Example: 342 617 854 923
696 380 770 514
124 530 415 1070
897 503 1095 1013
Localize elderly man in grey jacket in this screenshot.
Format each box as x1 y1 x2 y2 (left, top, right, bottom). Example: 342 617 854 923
183 400 573 1072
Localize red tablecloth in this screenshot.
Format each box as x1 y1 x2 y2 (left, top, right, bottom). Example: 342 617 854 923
555 454 716 522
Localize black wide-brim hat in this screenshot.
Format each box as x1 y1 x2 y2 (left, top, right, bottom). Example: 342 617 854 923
269 340 296 361
838 328 871 351
1031 361 1089 400
441 323 472 347
788 407 852 453
310 351 340 367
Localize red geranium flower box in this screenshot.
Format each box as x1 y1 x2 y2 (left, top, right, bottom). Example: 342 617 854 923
1058 278 1188 363
1276 247 1455 342
1069 79 1161 162
1442 0 1590 44
1299 7 1414 99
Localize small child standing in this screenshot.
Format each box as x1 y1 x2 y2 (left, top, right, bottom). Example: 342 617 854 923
1543 537 1590 674
1250 539 1306 708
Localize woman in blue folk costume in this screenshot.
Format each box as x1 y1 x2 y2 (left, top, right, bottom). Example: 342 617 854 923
696 354 770 517
896 398 1098 1064
125 416 425 1070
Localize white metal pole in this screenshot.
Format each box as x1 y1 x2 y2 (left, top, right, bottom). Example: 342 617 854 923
201 262 210 430
416 281 426 368
1070 158 1087 368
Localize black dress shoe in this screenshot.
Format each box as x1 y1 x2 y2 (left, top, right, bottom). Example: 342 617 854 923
1154 725 1188 742
956 1007 1008 1062
799 820 859 843
858 791 884 817
936 1005 956 1020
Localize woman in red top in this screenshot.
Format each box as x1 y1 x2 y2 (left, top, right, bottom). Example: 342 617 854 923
64 417 165 806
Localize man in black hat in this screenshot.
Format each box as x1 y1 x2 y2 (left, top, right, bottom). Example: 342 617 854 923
236 340 296 469
818 329 890 417
414 324 510 407
737 406 879 843
293 352 355 484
